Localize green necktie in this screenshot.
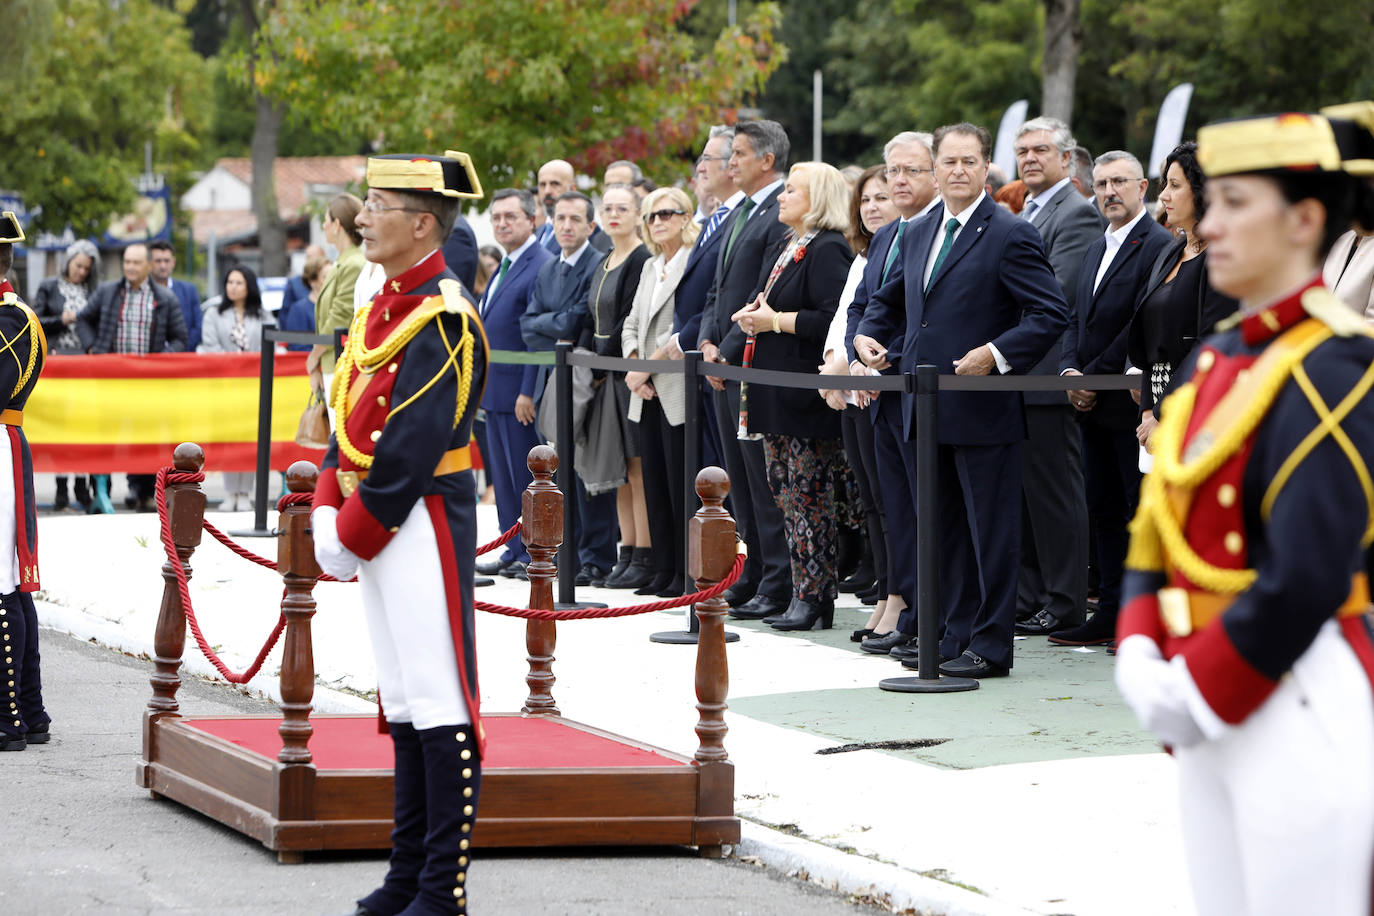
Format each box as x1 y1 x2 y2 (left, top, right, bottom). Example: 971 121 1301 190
497 256 511 284
925 218 960 294
880 219 906 284
723 196 757 266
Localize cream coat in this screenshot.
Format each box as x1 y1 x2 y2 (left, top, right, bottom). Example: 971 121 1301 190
621 246 690 425
1323 230 1374 323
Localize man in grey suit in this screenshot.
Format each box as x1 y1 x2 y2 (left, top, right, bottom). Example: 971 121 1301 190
1010 116 1100 636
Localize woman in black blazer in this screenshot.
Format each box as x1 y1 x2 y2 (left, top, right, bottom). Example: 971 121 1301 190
1128 142 1238 455
729 162 855 630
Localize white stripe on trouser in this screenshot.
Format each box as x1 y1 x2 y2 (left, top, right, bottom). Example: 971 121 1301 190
357 498 470 730
1174 620 1374 916
0 432 20 593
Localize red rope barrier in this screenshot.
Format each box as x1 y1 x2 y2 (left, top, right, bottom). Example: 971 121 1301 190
474 553 745 620
155 467 289 684
477 522 521 557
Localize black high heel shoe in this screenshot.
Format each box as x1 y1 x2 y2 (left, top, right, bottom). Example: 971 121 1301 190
770 598 835 631
850 627 875 642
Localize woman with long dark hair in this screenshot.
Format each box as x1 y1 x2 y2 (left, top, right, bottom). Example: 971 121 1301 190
1115 103 1374 916
199 265 275 510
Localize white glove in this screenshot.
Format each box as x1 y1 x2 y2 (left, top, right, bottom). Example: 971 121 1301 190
311 506 359 581
1114 635 1208 748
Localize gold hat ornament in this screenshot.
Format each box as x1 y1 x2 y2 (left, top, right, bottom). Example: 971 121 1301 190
1198 102 1374 178
365 152 483 200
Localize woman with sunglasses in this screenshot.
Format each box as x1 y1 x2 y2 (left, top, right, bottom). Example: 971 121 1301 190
727 161 855 630
622 188 700 597
1115 103 1374 916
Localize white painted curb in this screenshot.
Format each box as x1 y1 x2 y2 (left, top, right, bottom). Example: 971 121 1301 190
736 820 1042 916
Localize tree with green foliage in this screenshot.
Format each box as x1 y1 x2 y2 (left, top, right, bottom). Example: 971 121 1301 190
246 0 784 193
1 0 209 237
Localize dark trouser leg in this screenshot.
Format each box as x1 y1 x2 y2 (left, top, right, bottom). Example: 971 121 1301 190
844 405 887 591
740 435 793 601
1082 421 1141 626
485 412 537 564
1016 405 1088 624
358 722 426 916
871 398 918 632
1 591 28 744
399 726 481 916
573 475 617 572
958 443 1024 670
713 387 761 592
637 402 678 579
17 592 46 731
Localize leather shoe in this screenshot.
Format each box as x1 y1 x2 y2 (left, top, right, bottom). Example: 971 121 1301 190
899 653 956 671
1015 608 1078 636
25 723 49 745
474 576 495 588
0 734 25 751
729 594 789 620
723 584 757 607
770 598 834 631
938 650 1009 678
477 556 513 576
850 627 875 643
575 563 611 587
889 636 922 660
1048 614 1115 646
499 560 526 579
860 630 912 655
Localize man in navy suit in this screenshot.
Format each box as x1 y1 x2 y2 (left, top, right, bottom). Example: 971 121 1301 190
854 122 1068 677
441 213 480 291
843 131 942 658
474 189 554 579
148 240 203 352
520 191 617 583
1053 150 1172 646
697 120 794 618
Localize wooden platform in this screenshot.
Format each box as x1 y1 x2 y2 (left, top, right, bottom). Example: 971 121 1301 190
136 445 741 861
138 712 738 857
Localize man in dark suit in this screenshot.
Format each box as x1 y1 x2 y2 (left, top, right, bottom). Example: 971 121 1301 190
854 122 1069 677
441 213 480 290
665 125 741 482
1053 150 1172 646
148 240 202 351
697 119 793 618
843 131 942 657
474 189 554 580
1010 116 1100 637
520 191 616 583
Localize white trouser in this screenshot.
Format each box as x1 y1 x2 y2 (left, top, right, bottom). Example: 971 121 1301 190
357 498 469 730
1175 620 1374 916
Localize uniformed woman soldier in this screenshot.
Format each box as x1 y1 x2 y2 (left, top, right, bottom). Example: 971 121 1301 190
1115 105 1374 916
311 154 488 916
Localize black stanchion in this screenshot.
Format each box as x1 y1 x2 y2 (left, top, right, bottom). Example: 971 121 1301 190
552 342 605 611
880 365 978 694
651 350 740 646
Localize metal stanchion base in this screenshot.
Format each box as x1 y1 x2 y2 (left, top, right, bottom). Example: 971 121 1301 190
649 630 741 645
227 527 275 538
555 601 608 610
878 675 980 693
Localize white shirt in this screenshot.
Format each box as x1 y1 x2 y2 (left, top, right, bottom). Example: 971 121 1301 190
1093 206 1149 295
822 255 870 407
559 238 592 268
483 233 537 305
922 191 1011 374
1022 176 1073 223
744 179 784 219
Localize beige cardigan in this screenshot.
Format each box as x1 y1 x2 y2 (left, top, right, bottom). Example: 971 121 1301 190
621 247 690 426
1323 230 1374 323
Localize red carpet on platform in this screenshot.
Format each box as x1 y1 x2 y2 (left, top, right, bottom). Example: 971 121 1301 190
186 715 689 770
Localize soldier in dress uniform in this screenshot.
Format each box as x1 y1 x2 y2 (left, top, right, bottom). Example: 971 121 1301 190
1114 106 1374 916
0 212 49 752
310 155 489 916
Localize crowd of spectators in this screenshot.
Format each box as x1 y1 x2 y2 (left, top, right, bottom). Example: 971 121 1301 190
13 115 1374 677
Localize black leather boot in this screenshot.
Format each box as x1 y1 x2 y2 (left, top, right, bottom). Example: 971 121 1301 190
769 597 835 631
396 725 482 915
604 546 632 584
608 548 654 589
354 722 426 916
53 478 69 511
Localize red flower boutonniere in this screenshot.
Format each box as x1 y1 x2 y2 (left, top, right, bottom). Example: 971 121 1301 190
793 246 807 264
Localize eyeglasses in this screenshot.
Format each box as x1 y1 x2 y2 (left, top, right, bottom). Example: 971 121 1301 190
646 209 686 223
696 155 728 165
1093 176 1140 191
885 165 933 179
362 200 425 214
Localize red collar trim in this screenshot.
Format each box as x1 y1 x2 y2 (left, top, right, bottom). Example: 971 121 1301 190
380 249 446 297
1239 275 1325 346
0 279 13 296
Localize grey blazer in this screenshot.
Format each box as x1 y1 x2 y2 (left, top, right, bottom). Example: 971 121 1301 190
1023 181 1104 404
1323 230 1374 323
197 305 276 353
622 247 690 426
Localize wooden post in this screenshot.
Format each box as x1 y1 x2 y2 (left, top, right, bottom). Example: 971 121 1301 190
521 445 561 716
139 443 206 790
689 466 738 856
276 461 320 765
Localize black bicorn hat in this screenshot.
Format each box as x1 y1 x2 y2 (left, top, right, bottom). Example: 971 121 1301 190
365 151 484 200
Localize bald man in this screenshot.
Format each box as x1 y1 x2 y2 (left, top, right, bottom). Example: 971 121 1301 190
535 159 610 255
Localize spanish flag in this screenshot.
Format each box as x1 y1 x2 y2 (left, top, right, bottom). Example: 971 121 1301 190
26 352 319 473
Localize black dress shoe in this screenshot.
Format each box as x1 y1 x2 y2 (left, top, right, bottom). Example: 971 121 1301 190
502 560 528 581
850 627 875 643
900 653 955 671
474 576 496 588
477 556 513 576
1047 614 1116 646
1 733 25 751
25 724 50 745
856 582 881 602
771 598 835 631
939 650 1009 678
655 576 684 598
575 563 611 587
860 630 911 655
889 636 922 660
728 594 789 620
838 568 875 594
1015 608 1078 636
635 570 673 596
723 585 758 607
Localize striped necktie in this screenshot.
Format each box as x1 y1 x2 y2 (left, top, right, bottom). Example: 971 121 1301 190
701 203 730 244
